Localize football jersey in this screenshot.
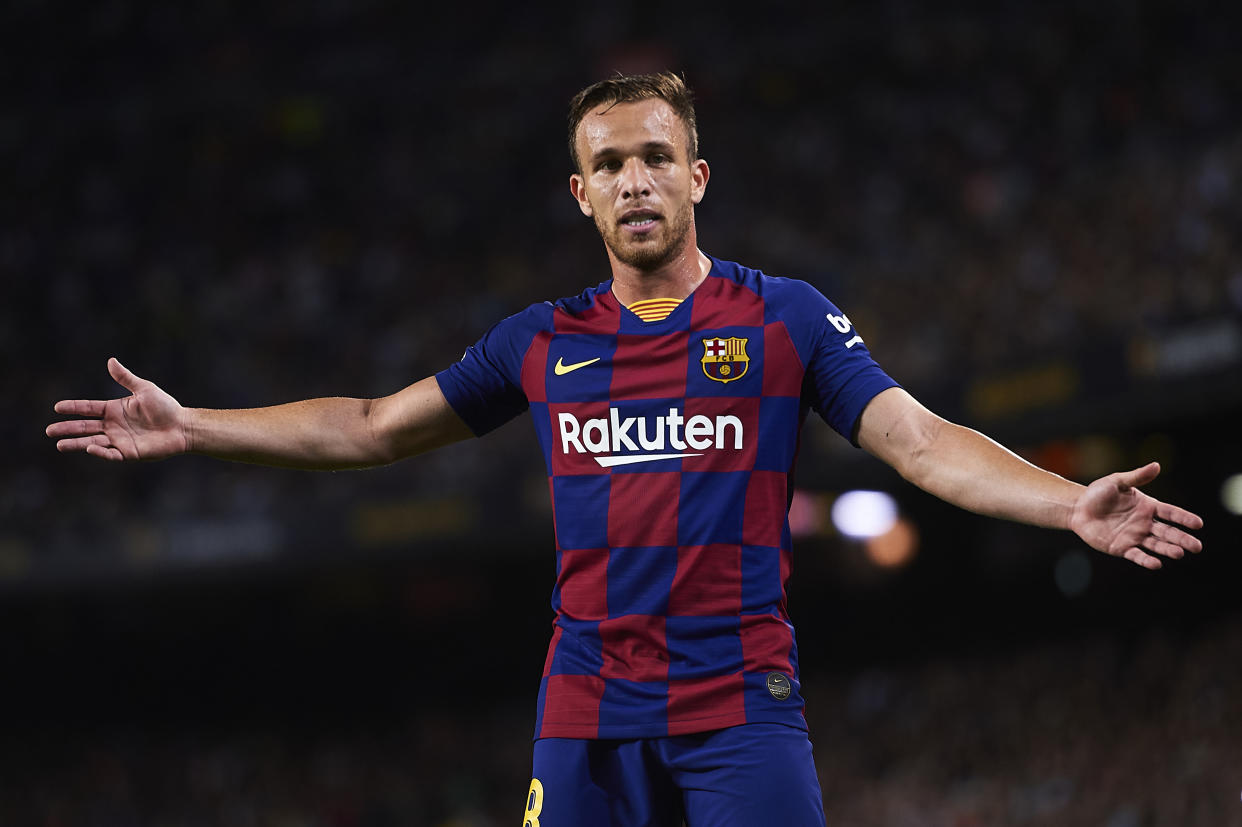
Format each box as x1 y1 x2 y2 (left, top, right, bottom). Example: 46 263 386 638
435 255 899 739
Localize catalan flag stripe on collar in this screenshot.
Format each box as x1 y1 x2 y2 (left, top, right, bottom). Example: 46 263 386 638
627 297 683 322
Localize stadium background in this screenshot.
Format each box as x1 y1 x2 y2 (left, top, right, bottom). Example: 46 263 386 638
3 0 1241 824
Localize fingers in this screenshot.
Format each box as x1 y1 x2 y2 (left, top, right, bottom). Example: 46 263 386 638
46 418 123 459
1109 463 1204 569
1116 461 1161 490
47 416 130 460
1155 500 1204 531
50 358 141 420
107 357 143 392
85 442 125 461
1151 519 1203 554
52 399 108 417
1122 547 1162 570
46 417 105 439
1117 519 1202 570
53 433 118 457
1142 535 1187 559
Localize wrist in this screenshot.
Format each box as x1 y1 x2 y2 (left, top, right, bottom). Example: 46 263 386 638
181 407 202 455
1065 482 1094 537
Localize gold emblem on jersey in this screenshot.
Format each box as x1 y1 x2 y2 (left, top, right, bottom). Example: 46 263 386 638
701 337 750 384
766 672 792 700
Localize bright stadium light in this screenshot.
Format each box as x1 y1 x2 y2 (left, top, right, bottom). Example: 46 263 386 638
1222 473 1242 516
831 490 898 539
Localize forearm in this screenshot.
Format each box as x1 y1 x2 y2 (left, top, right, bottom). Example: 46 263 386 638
186 397 395 470
899 419 1084 530
857 389 1202 567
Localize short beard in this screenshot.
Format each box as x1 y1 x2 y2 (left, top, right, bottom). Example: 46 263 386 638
597 200 694 271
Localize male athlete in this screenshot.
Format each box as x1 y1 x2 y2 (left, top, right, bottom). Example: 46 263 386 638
48 72 1204 826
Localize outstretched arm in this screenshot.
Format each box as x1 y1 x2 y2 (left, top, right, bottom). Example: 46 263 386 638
856 387 1204 569
47 357 474 469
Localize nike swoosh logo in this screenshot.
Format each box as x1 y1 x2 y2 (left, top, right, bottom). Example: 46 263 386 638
554 356 601 376
595 453 702 468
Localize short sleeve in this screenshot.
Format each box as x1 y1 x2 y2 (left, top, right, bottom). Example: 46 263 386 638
767 279 899 444
435 304 548 437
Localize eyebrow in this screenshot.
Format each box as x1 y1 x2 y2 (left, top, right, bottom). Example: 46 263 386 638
590 140 679 164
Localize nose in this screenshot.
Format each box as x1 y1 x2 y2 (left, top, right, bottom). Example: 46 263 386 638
619 158 650 200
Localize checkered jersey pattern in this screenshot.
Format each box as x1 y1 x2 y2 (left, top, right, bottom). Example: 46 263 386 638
436 257 899 739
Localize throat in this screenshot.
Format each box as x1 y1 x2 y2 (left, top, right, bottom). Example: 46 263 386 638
610 249 713 312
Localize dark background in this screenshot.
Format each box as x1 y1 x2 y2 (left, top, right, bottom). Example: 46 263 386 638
3 1 1240 824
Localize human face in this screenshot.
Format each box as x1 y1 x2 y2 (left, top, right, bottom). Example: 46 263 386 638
570 98 709 272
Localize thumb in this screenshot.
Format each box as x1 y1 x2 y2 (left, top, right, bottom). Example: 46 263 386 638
1116 461 1161 491
107 357 144 393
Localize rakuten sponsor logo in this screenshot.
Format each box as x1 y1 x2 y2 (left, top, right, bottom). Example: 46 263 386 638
558 407 744 468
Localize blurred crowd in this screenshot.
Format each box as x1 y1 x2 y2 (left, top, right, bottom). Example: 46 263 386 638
3 2 1241 824
811 615 1242 826
5 612 1239 826
5 0 1241 579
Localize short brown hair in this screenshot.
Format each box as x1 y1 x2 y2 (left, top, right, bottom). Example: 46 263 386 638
567 71 699 173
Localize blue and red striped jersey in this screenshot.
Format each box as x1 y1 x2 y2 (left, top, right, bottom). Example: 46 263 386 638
435 256 899 739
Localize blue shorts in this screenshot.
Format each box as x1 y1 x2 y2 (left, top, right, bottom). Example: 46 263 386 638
523 723 826 827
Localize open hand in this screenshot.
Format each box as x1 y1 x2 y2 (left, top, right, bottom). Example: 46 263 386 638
46 358 190 461
1069 462 1204 569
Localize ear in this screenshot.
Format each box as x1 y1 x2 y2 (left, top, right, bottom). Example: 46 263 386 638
689 158 710 205
569 173 594 217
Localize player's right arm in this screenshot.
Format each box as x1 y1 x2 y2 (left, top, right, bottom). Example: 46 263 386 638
46 357 473 469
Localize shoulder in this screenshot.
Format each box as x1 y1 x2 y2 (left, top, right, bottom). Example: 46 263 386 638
477 281 618 346
551 281 612 316
706 256 842 319
483 293 562 339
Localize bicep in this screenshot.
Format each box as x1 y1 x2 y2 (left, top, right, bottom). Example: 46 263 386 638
855 386 943 477
369 375 475 461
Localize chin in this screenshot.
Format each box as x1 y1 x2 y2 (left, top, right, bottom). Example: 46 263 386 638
604 228 678 270
613 242 676 271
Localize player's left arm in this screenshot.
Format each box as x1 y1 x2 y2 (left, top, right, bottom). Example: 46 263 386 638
856 387 1204 569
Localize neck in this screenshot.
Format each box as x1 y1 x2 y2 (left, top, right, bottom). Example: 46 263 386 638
608 243 711 307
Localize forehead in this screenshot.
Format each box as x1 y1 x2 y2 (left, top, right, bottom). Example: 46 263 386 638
576 98 688 160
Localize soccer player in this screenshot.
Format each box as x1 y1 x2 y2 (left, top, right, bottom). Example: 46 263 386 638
47 72 1204 826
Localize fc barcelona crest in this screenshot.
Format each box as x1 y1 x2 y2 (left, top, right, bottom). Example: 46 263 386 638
701 337 750 383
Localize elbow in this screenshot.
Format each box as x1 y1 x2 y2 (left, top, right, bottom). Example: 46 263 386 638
361 398 401 466
895 414 946 489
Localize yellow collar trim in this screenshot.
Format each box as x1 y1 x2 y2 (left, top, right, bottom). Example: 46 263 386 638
627 297 683 322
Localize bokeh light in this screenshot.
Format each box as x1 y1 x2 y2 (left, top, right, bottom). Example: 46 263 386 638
1054 549 1092 598
831 490 898 539
1221 473 1242 516
864 517 919 568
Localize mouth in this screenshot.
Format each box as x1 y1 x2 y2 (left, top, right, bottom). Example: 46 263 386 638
619 209 661 233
